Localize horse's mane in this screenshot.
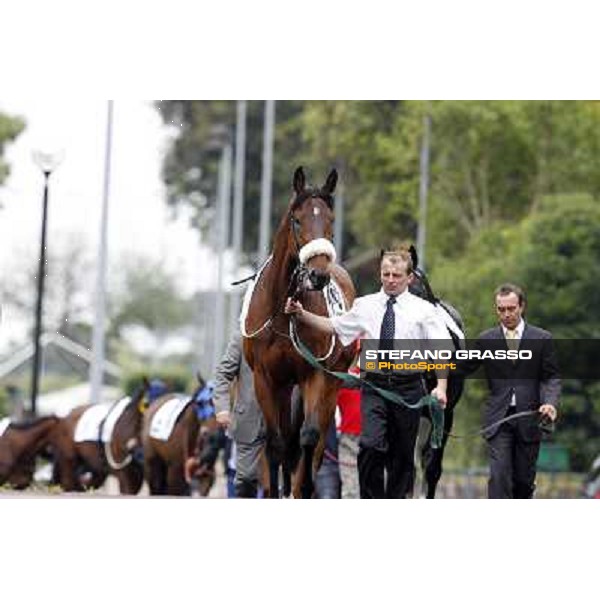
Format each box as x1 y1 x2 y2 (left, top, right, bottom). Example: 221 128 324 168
8 416 58 430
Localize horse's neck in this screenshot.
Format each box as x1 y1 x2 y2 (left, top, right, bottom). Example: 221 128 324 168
19 418 56 452
258 233 296 310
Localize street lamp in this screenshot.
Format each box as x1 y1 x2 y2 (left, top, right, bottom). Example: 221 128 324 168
205 125 233 374
30 149 63 416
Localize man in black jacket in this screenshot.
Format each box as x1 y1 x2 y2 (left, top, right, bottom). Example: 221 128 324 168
458 283 560 499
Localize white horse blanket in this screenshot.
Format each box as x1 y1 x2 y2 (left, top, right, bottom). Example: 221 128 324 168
99 396 132 443
73 403 112 443
149 395 192 441
0 417 11 438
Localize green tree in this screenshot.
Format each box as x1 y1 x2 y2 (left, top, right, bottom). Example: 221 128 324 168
435 194 600 471
109 255 193 334
155 100 307 263
0 110 25 208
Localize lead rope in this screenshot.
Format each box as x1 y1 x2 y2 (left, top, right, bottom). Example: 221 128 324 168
290 324 446 448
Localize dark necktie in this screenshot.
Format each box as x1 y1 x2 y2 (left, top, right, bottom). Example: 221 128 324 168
379 296 396 350
506 329 518 363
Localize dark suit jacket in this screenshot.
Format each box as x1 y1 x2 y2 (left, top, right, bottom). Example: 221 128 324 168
457 323 561 441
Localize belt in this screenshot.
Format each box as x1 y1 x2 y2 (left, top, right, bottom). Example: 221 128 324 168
364 372 423 389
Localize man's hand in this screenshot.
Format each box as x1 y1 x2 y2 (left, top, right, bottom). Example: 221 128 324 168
216 410 231 428
284 298 304 315
539 404 557 422
430 386 447 408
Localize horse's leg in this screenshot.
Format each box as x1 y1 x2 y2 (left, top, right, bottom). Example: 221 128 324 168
424 377 463 498
117 463 144 495
75 442 107 489
424 407 456 499
145 451 167 495
253 373 284 498
294 375 336 499
414 414 432 498
166 463 190 496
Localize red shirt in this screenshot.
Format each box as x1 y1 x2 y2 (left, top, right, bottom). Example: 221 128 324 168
337 386 361 435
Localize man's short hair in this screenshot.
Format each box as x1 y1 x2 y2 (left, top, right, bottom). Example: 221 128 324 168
494 283 526 306
379 243 413 273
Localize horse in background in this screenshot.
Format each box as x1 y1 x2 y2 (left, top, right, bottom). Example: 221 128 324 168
408 246 466 498
141 375 218 496
243 166 356 498
50 380 150 493
0 416 59 489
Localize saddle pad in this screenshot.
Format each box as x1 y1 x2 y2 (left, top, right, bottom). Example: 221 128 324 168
73 403 112 443
149 395 192 441
100 396 131 443
0 417 11 437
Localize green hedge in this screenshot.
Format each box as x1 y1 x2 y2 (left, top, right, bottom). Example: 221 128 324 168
120 366 201 397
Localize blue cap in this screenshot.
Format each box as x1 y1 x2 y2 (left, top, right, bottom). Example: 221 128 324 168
148 378 169 401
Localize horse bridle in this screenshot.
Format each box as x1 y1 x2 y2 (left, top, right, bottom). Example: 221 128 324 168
242 196 337 357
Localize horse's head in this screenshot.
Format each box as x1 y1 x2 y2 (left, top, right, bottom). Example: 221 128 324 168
289 166 338 293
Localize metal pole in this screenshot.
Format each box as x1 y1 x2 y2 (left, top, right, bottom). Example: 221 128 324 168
213 142 232 373
417 108 431 271
30 171 51 416
258 100 275 264
230 100 247 330
90 100 114 405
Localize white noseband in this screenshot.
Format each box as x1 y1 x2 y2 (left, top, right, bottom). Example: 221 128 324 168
298 238 337 265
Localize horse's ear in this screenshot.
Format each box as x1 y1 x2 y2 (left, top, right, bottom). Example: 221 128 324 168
293 166 306 195
322 168 338 197
409 244 419 270
196 371 206 388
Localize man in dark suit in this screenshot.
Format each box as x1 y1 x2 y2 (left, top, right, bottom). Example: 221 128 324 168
458 283 560 499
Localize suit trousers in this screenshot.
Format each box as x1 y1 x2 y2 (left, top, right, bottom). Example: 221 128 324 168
358 376 424 499
234 436 265 498
487 408 540 499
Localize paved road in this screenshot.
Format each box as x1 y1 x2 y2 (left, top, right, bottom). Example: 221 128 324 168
0 463 229 499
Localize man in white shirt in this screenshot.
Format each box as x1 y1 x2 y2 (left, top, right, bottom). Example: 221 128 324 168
285 246 450 498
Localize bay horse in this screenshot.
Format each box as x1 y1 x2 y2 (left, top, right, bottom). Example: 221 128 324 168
50 380 150 493
243 166 356 498
141 376 218 496
0 416 59 489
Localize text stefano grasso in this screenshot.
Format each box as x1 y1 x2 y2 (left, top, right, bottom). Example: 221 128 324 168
364 349 532 361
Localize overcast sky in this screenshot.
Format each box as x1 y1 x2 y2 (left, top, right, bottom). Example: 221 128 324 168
0 100 229 351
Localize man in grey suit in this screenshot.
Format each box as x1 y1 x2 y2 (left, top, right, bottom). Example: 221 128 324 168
458 283 560 499
214 329 266 498
214 329 342 498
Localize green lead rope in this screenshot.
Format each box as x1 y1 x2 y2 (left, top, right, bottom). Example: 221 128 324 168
293 334 446 449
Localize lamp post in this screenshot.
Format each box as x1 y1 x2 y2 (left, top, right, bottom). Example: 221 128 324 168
206 125 233 374
30 149 63 416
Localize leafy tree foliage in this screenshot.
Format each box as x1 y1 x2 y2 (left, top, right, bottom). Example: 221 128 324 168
0 111 25 199
156 101 600 472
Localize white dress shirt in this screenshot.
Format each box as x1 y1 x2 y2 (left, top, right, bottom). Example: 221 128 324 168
330 288 451 347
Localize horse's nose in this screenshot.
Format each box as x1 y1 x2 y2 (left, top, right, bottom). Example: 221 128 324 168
308 269 330 291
